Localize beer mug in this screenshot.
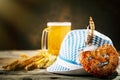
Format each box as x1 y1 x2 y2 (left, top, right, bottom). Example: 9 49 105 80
41 22 71 56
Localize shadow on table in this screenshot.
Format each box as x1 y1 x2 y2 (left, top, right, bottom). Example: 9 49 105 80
52 71 118 80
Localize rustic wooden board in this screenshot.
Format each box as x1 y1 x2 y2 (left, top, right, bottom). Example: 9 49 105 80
0 50 120 80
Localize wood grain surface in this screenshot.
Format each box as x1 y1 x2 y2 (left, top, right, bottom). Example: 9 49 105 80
0 50 120 80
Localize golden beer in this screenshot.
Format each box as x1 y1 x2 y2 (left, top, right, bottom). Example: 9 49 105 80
41 22 71 56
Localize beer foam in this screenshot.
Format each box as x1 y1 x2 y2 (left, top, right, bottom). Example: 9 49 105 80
47 22 71 26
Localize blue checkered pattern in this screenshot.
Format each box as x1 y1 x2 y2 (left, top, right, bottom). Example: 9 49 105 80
47 29 113 73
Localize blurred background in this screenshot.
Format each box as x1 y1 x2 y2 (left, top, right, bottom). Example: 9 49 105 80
0 0 119 50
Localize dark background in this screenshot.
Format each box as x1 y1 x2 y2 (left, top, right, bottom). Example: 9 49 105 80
0 0 120 50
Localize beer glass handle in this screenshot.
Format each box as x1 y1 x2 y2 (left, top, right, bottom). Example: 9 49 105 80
41 28 48 50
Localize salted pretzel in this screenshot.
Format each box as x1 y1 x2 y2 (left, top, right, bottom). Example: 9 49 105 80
79 17 119 77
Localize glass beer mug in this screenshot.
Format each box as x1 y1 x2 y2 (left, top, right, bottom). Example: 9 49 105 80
41 22 71 56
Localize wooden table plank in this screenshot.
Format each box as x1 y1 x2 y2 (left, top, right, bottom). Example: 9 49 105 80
0 71 119 80
0 50 120 80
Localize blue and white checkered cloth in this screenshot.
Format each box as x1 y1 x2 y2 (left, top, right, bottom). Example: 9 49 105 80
47 29 113 74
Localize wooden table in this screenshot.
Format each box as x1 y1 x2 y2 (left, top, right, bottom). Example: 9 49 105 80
0 50 120 80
